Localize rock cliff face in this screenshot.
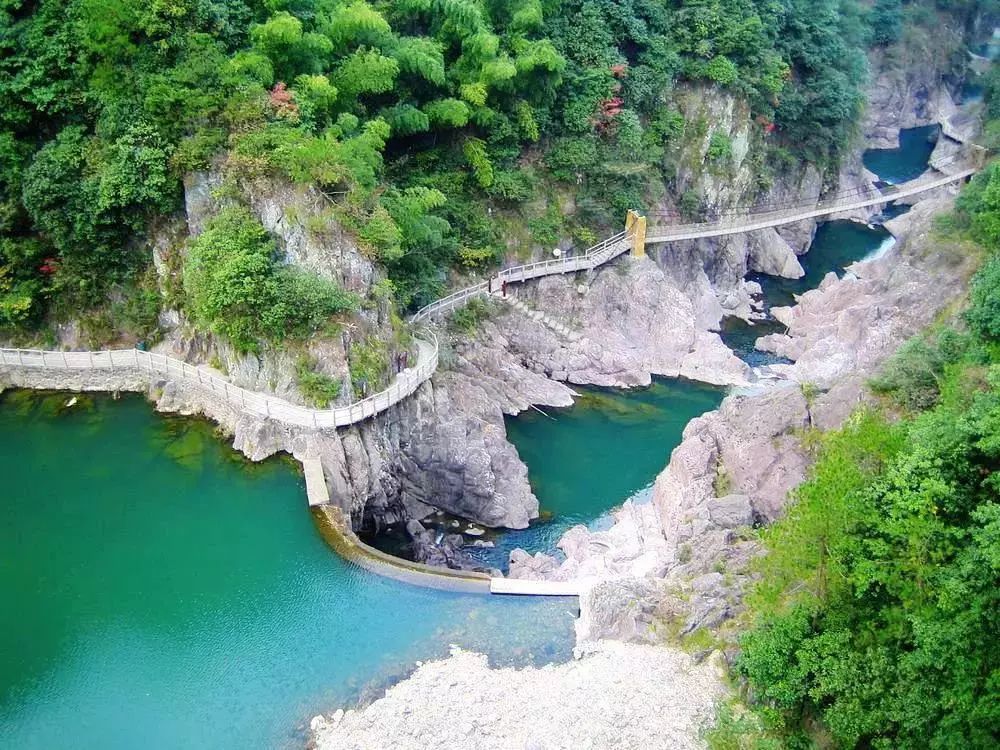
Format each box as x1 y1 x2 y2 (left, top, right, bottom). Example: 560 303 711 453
509 193 978 639
646 84 875 323
864 46 960 149
138 139 763 536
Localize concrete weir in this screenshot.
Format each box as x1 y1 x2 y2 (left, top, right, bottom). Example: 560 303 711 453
302 457 582 597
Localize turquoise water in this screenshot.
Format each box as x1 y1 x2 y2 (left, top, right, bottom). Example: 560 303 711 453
862 124 940 184
0 392 576 749
720 220 893 363
468 379 723 568
754 220 894 310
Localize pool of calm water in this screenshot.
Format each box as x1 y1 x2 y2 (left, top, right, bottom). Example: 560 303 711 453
862 124 940 184
719 220 895 365
461 379 724 569
0 391 577 750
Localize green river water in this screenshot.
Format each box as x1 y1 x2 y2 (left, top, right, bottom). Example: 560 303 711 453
2 130 935 747
720 125 936 365
0 392 576 749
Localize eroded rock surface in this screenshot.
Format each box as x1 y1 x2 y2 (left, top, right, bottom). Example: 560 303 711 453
508 193 978 638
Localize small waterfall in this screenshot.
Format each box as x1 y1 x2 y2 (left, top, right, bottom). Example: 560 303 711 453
861 234 897 263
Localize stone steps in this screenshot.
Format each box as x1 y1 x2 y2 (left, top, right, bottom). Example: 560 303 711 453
500 295 583 342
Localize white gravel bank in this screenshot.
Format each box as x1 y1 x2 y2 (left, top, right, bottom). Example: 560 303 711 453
309 641 725 750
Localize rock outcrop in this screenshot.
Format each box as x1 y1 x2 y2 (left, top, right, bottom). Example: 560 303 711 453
645 84 874 321
864 46 960 149
498 256 751 388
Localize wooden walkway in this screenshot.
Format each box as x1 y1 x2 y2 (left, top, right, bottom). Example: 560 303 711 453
0 336 438 430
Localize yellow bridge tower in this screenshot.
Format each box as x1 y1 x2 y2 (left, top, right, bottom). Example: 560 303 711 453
625 209 647 257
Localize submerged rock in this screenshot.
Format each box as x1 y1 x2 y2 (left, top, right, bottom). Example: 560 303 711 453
405 520 486 573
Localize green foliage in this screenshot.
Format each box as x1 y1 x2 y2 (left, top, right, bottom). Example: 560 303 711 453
740 392 1000 748
734 184 1000 748
449 296 491 333
183 206 280 352
704 702 779 750
527 202 564 248
967 253 1000 343
251 12 333 81
321 1 392 51
957 162 1000 250
0 238 45 329
0 0 946 330
870 328 973 411
704 56 739 86
348 336 388 396
382 105 431 136
332 49 399 100
183 207 356 352
112 266 163 343
706 132 733 163
295 356 343 407
462 137 494 188
423 99 471 128
545 136 598 181
391 36 447 85
870 0 903 46
679 188 702 220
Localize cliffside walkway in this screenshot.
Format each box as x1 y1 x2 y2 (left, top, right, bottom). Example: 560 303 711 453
0 337 438 430
0 156 981 432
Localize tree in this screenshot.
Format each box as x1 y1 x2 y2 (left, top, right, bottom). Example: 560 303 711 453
183 206 281 351
183 206 356 351
870 0 903 46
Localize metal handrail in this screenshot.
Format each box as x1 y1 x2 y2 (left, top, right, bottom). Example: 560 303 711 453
411 231 631 322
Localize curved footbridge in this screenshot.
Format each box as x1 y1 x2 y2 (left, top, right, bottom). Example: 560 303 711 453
0 155 983 595
0 154 981 432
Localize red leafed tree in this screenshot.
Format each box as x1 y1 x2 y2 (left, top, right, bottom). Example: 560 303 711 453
269 82 298 117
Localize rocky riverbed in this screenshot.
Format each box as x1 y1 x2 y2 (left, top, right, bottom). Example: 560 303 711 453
309 641 725 750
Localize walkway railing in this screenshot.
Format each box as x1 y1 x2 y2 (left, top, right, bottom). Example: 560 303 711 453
0 335 438 429
1 158 982 428
412 230 631 322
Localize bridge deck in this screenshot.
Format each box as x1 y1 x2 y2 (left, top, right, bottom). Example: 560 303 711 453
646 168 976 243
489 577 591 596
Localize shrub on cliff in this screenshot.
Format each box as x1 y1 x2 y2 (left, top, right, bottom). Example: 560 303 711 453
183 207 356 352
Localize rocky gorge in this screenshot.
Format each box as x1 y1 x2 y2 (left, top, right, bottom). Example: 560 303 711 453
304 43 989 748
1 59 981 550
0 27 987 746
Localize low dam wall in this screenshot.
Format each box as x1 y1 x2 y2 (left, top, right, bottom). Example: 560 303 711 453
303 458 587 597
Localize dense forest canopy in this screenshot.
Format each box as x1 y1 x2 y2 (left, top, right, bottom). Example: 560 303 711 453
0 0 990 333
